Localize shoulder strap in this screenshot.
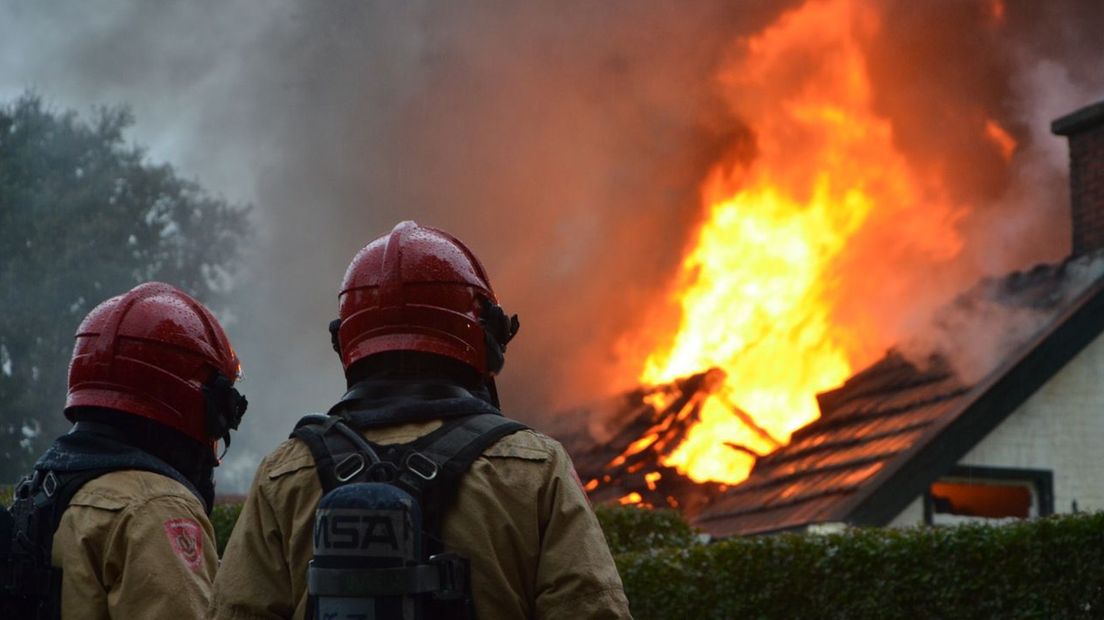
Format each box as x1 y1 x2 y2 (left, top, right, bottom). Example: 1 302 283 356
291 412 528 531
2 468 109 620
291 415 342 493
291 414 384 494
10 468 117 552
294 413 526 620
42 470 113 540
404 414 529 493
393 414 529 539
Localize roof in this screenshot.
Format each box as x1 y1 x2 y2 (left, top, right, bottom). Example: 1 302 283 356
695 256 1104 537
555 370 730 515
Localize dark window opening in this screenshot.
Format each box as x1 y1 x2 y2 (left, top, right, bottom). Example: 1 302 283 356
923 466 1053 525
930 481 1031 518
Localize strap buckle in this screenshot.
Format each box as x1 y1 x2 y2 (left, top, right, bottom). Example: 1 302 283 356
428 553 468 600
334 453 366 483
42 472 59 498
14 471 37 499
404 451 438 481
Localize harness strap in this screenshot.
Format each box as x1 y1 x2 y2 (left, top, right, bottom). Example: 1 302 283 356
291 415 342 493
292 414 387 493
291 413 529 537
5 429 203 620
394 415 529 538
4 468 117 620
39 470 114 541
293 412 527 620
308 553 468 599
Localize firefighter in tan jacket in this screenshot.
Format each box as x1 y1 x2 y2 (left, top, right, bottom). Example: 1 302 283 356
212 222 630 619
10 282 247 619
50 471 220 619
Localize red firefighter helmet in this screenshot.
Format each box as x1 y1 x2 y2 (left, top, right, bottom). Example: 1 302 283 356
334 221 517 376
65 282 243 444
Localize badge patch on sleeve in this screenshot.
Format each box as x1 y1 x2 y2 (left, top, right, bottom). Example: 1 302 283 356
163 518 203 571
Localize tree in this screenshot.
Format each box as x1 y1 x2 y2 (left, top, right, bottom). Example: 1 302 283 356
0 94 250 482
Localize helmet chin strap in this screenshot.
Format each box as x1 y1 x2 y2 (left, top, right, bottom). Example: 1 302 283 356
204 372 248 459
329 318 343 358
479 298 519 375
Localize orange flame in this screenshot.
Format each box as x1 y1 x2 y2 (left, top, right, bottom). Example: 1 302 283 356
640 0 964 484
984 119 1017 161
618 492 643 506
985 0 1006 24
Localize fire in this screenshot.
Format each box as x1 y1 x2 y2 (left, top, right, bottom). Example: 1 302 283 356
984 119 1017 161
636 0 964 484
619 492 643 506
985 0 1007 24
608 432 661 469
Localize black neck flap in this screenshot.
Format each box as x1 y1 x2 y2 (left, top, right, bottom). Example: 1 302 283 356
328 379 502 430
34 428 207 510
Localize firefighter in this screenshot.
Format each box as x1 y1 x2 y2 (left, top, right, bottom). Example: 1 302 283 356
9 282 247 618
212 221 631 619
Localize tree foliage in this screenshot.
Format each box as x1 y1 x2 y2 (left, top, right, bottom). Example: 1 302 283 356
0 94 249 482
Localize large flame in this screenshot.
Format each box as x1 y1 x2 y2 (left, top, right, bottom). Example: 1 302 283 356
640 0 969 484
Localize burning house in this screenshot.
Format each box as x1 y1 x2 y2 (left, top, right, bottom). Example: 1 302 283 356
699 98 1104 536
561 98 1104 536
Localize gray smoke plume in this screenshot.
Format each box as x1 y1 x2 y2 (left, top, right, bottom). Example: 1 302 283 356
2 0 1103 490
900 254 1104 385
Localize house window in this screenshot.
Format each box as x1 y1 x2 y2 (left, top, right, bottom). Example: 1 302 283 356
924 466 1053 525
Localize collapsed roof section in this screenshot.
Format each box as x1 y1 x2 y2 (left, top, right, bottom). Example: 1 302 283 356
561 369 729 516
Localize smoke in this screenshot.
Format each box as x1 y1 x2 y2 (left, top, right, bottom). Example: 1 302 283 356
810 0 1104 376
900 254 1104 384
820 1 1104 397
1 0 1103 489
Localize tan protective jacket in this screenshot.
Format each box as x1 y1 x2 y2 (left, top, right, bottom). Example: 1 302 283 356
50 469 218 620
211 420 631 619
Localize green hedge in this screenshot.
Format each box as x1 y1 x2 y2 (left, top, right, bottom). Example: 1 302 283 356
594 504 698 555
211 503 243 556
616 511 1104 620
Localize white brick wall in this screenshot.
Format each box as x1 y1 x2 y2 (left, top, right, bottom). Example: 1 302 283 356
888 328 1104 524
888 496 925 527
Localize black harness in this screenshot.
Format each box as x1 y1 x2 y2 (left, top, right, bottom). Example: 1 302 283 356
292 408 528 619
1 424 201 620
